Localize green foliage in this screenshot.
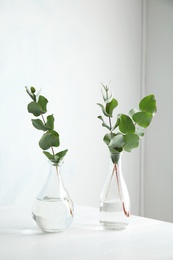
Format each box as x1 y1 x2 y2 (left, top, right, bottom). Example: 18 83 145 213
105 98 118 116
39 130 60 150
27 95 48 116
43 149 68 164
123 134 140 152
139 94 157 114
119 114 135 134
132 112 152 128
97 84 157 163
31 115 54 131
25 86 68 165
109 134 125 152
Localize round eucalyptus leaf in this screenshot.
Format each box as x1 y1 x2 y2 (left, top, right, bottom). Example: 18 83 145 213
132 111 152 128
31 119 49 131
109 134 125 149
123 134 139 152
119 114 135 134
27 102 43 117
27 95 48 116
39 130 60 150
103 133 116 145
139 94 157 114
46 114 54 131
105 98 118 116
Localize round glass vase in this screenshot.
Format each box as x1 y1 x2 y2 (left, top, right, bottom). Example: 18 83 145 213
99 152 130 230
32 161 74 233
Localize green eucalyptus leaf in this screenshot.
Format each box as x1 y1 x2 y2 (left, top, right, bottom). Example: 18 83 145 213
27 95 48 116
46 114 54 131
135 125 145 137
139 94 157 114
132 111 153 128
39 130 60 150
31 119 49 131
119 114 135 134
55 149 68 160
129 108 140 117
123 134 139 152
97 103 110 117
43 149 68 164
43 151 54 160
103 133 116 145
105 98 118 116
97 116 111 130
38 95 48 112
27 102 42 116
109 134 125 149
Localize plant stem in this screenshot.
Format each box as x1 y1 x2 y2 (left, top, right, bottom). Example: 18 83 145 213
41 114 46 124
105 86 113 135
109 117 112 133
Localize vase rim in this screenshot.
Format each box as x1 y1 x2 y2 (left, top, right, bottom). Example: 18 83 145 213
48 160 64 167
109 151 123 155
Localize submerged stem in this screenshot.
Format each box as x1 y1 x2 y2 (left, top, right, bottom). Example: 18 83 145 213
55 165 59 176
114 164 130 217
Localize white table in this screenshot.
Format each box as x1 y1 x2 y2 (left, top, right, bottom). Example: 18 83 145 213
0 204 173 260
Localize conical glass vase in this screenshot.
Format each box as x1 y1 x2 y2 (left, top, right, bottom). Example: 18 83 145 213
32 161 74 233
99 152 130 230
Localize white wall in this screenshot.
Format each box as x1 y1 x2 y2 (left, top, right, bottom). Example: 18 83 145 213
0 0 142 215
144 0 173 222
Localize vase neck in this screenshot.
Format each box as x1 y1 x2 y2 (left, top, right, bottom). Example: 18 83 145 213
49 160 64 175
49 164 64 185
110 152 123 165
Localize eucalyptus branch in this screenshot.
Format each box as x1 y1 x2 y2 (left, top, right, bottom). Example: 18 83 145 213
97 83 157 164
25 86 68 165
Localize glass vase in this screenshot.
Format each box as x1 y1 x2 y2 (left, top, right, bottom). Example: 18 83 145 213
99 152 130 230
32 161 74 232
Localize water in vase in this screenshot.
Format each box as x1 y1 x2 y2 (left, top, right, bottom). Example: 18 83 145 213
32 197 73 232
100 199 130 230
